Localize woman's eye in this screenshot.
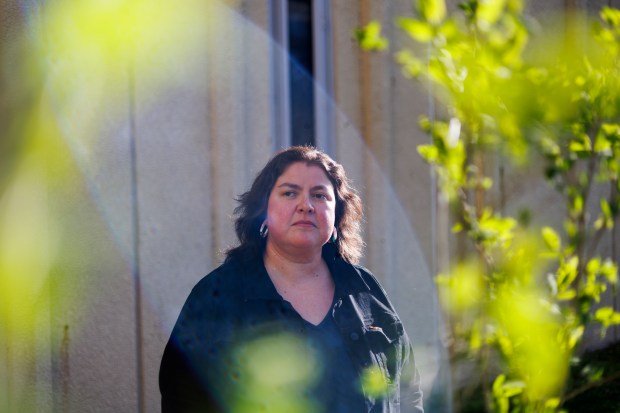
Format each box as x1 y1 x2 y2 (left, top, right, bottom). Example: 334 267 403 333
283 191 296 197
314 193 327 200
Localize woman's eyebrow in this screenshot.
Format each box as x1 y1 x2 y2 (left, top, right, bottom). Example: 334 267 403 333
277 182 332 192
276 182 301 189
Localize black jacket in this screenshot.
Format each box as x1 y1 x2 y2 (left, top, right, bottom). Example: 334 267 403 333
159 249 424 412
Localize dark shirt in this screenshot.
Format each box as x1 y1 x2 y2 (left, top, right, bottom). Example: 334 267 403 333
159 248 424 412
302 303 367 413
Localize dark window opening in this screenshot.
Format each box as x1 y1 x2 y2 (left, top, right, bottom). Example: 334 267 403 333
288 0 314 147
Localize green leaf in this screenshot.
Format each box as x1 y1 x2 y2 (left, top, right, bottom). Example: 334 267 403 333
569 134 592 155
545 398 561 409
481 177 493 190
418 0 446 25
438 18 459 40
497 335 513 356
601 260 618 284
601 123 620 140
601 7 620 27
584 365 605 382
586 257 601 276
594 130 612 155
477 0 507 29
492 374 525 411
502 380 526 398
595 199 614 230
396 50 424 77
493 374 507 397
542 226 561 252
474 210 517 249
602 199 612 217
594 307 620 327
419 116 432 132
417 144 439 163
355 21 388 51
568 326 584 349
557 289 577 300
565 220 578 240
557 256 579 289
583 279 606 303
571 194 584 216
397 17 434 42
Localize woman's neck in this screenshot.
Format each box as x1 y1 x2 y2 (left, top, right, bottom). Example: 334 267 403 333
263 242 326 284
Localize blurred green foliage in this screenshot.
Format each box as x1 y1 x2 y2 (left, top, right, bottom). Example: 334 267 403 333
358 1 620 412
228 333 322 413
224 332 388 412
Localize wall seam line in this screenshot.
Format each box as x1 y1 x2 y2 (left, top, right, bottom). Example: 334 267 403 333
128 56 145 413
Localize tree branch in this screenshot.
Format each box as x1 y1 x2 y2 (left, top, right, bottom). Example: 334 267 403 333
562 369 620 404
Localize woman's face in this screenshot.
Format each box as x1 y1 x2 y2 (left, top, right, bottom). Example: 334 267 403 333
265 162 336 257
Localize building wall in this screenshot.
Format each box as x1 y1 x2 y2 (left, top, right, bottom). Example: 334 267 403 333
1 0 619 412
331 2 448 408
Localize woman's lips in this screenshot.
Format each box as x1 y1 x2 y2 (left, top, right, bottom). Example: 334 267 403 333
293 220 316 227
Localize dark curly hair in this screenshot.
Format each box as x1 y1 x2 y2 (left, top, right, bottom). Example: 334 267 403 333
225 146 364 264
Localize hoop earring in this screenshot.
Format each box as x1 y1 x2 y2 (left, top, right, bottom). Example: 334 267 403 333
259 222 268 238
330 228 338 243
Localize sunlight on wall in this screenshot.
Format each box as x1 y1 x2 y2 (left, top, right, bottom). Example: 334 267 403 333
0 0 234 325
1 0 232 409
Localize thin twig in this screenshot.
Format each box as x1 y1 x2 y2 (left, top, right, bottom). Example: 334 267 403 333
562 369 620 403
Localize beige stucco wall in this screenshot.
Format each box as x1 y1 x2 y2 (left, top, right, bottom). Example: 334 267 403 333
331 2 448 408
1 1 277 411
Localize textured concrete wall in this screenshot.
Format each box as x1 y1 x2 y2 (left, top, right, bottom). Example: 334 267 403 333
134 2 276 411
1 1 275 411
331 1 448 408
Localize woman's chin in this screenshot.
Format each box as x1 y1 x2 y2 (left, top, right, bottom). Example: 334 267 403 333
283 238 325 253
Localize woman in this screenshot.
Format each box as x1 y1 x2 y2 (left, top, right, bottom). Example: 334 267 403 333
160 146 424 412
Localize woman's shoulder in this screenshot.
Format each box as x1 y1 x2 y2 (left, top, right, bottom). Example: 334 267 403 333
176 258 251 322
190 258 248 296
343 261 387 293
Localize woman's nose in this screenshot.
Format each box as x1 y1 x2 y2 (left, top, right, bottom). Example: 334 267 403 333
297 195 314 212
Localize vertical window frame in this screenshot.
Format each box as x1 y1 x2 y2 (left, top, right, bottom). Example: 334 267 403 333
270 0 292 150
312 0 335 156
269 0 334 155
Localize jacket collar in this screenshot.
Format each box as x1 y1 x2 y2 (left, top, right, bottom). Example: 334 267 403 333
323 247 371 295
239 246 371 301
